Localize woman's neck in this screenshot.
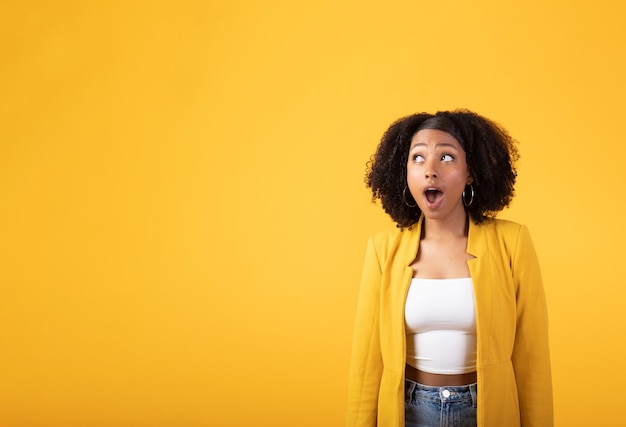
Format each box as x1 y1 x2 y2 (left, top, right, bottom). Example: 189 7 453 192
421 212 469 241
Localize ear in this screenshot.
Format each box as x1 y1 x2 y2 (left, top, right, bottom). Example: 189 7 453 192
466 173 473 185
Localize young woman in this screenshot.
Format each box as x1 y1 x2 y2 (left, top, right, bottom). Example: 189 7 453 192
346 110 553 427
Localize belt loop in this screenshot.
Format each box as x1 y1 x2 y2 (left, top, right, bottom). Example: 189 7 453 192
470 383 478 408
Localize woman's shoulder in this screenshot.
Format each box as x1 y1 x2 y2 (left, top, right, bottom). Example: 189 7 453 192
476 218 537 255
366 224 420 261
369 223 417 243
477 217 529 235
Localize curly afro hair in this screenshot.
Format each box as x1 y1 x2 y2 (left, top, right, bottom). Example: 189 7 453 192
366 109 519 228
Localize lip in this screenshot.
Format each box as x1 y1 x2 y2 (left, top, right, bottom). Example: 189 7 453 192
423 186 444 209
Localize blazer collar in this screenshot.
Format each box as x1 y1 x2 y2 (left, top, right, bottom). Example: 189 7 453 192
467 218 484 259
402 214 485 266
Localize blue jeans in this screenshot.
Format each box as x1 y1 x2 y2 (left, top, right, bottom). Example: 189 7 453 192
405 379 477 427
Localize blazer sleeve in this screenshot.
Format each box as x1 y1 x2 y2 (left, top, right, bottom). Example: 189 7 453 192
510 225 554 427
346 236 384 427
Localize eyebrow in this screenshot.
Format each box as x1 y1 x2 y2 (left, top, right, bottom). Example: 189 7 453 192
409 142 460 150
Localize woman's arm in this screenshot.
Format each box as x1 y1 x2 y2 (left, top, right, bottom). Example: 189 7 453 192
511 225 554 427
346 236 384 427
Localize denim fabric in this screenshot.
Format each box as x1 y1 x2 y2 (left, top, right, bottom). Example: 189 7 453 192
405 378 477 427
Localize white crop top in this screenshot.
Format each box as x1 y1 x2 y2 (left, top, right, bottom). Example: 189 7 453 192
405 277 477 374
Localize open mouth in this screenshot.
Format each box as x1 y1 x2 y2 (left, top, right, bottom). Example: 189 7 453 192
424 189 443 204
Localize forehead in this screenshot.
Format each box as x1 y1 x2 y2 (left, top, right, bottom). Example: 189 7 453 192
410 129 463 148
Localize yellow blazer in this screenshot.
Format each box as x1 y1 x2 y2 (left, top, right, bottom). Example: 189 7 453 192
347 216 553 427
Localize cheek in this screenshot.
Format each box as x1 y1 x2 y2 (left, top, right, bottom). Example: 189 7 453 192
406 170 420 193
452 170 468 181
451 165 470 181
406 168 421 185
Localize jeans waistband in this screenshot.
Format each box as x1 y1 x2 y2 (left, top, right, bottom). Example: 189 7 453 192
405 378 478 407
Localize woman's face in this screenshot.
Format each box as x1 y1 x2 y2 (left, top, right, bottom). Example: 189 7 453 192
406 129 472 222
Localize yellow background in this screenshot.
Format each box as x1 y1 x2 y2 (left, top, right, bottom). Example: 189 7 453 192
1 1 624 426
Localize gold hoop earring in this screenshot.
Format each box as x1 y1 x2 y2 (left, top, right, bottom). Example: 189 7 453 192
462 184 474 207
403 186 417 207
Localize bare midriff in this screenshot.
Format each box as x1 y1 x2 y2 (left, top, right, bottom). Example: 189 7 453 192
405 364 477 386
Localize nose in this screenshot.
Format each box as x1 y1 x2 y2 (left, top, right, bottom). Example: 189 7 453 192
425 159 438 179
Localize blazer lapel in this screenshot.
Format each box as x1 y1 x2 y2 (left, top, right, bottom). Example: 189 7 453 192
467 220 493 369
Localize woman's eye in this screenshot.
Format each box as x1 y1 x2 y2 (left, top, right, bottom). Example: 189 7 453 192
441 154 454 162
412 154 425 163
